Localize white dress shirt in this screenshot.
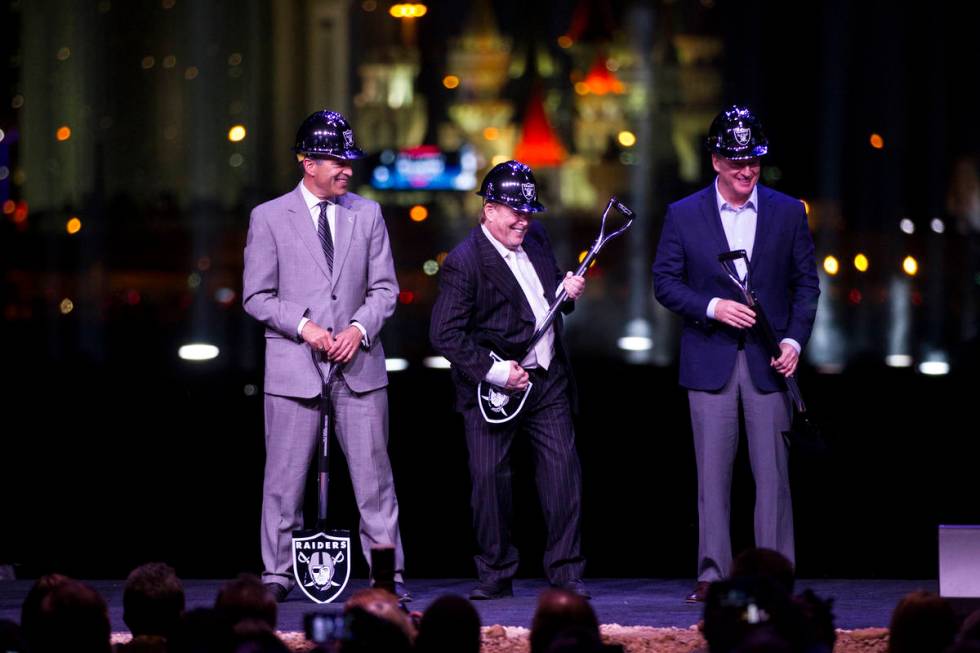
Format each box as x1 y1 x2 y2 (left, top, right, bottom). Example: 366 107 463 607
481 224 557 386
296 182 367 344
706 178 799 353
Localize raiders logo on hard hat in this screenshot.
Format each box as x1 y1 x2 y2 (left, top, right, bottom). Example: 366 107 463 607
292 531 351 604
476 160 546 213
706 105 768 160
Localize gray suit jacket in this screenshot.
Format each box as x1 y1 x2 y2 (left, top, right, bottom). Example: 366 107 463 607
243 183 398 397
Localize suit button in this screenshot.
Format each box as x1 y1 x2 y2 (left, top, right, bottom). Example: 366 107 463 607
332 294 337 300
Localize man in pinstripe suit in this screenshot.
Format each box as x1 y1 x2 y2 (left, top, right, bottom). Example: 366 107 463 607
430 161 589 600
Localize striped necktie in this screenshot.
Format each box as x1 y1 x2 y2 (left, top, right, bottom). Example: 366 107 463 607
317 201 334 273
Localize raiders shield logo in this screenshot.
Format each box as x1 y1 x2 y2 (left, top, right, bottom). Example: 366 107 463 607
292 531 351 604
521 182 536 201
343 129 354 148
476 351 533 423
733 126 751 146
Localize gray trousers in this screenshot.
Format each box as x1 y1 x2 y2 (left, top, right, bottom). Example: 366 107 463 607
688 351 794 582
261 382 404 588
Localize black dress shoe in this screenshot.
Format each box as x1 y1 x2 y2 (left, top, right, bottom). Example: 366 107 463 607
264 582 290 603
468 580 513 600
686 581 711 603
554 579 592 599
394 582 413 603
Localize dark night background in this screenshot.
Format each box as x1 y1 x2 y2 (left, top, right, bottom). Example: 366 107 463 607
1 0 978 582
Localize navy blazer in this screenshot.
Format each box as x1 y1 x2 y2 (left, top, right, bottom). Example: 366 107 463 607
430 222 575 411
652 183 820 393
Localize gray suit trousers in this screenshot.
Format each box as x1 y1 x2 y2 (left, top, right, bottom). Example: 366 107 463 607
688 350 794 582
261 382 404 588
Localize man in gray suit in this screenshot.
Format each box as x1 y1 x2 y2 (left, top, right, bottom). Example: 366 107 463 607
243 110 406 602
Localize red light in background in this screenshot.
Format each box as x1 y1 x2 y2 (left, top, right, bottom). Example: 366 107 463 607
848 289 862 305
398 290 415 304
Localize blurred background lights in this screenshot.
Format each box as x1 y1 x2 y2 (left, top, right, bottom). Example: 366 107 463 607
66 217 82 234
902 255 918 276
617 130 636 147
184 66 199 80
389 3 427 18
423 356 451 369
141 56 155 69
422 259 439 276
617 336 653 352
0 128 5 142
56 47 71 61
870 133 884 149
228 125 246 142
59 298 74 314
243 384 258 396
822 255 840 276
930 218 945 234
162 55 177 68
214 288 236 305
885 354 913 368
0 166 9 181
919 360 949 376
442 75 459 89
482 127 499 141
854 253 869 272
229 153 244 167
577 250 596 269
178 344 219 361
2 200 15 215
56 125 72 141
557 35 573 49
409 205 428 222
900 218 915 234
385 358 409 372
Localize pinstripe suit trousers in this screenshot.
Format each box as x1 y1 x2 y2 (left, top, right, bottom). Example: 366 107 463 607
462 357 586 585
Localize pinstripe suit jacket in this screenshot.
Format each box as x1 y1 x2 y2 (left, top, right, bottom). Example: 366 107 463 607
243 184 398 397
430 222 576 412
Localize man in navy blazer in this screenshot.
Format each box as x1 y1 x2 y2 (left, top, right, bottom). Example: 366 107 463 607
430 161 589 600
652 106 820 602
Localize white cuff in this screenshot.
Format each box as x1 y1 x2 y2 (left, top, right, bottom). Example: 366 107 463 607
707 297 721 320
485 360 511 386
780 338 801 354
297 316 310 336
351 321 369 347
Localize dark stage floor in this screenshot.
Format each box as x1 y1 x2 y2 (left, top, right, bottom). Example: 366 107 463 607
0 578 934 633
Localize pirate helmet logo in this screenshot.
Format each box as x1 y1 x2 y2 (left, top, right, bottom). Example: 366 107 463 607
733 126 751 146
292 531 351 603
521 183 536 201
343 129 354 147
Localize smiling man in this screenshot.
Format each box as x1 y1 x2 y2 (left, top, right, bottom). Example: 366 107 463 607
243 109 408 602
430 160 589 600
652 105 820 603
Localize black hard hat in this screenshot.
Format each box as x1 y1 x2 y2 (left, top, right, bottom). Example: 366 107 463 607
293 110 365 160
706 105 768 160
476 160 545 213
